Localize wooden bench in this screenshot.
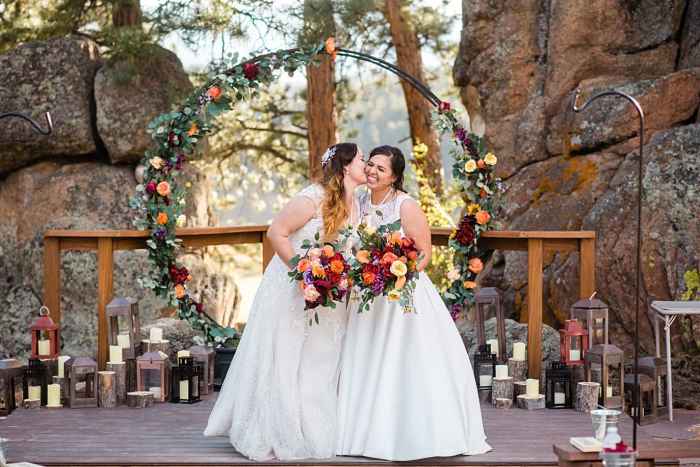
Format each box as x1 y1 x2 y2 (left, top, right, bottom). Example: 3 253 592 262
554 440 700 467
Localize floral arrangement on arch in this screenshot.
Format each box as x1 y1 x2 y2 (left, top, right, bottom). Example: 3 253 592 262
432 102 502 320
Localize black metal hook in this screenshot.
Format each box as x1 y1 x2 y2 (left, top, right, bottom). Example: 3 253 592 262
0 111 54 135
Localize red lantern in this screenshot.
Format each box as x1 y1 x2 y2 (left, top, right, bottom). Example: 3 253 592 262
559 319 588 366
30 306 59 359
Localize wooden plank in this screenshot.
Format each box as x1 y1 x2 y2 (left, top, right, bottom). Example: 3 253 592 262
182 231 264 249
527 238 544 379
554 440 700 461
542 238 579 253
43 237 61 325
57 237 99 250
479 237 528 252
46 225 270 238
579 238 596 299
97 238 114 370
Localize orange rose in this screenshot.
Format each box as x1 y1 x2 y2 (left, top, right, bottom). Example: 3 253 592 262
174 284 185 299
381 252 399 266
477 159 486 169
156 212 168 225
475 210 491 225
362 271 376 285
468 257 483 274
395 275 407 290
356 250 370 264
389 232 402 246
156 181 171 197
187 122 199 137
297 258 311 273
324 37 337 60
463 280 477 289
322 245 335 258
330 259 345 274
207 86 222 101
311 262 326 278
407 250 418 261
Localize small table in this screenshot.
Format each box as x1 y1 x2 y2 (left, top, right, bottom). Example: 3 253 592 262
650 300 700 422
554 440 700 467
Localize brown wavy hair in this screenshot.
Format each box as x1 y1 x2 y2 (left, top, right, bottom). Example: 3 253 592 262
320 142 359 240
369 145 405 191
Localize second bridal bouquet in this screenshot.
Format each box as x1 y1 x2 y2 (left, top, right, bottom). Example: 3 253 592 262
288 232 351 325
348 220 420 313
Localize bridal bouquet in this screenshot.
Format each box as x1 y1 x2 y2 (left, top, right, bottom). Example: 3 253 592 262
348 220 420 313
288 232 351 325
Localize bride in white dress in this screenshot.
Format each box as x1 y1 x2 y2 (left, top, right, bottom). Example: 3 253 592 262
336 145 492 461
204 143 366 460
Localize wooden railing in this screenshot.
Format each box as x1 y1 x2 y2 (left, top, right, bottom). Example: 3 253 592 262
44 226 595 376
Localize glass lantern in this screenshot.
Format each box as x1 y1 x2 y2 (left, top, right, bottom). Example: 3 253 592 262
106 297 141 360
585 344 624 410
638 356 668 419
30 306 60 360
474 344 496 392
65 357 97 408
545 361 572 409
23 358 48 406
137 351 171 402
171 356 201 404
189 345 215 395
560 319 588 366
624 372 657 425
474 287 506 362
571 297 609 348
0 359 24 416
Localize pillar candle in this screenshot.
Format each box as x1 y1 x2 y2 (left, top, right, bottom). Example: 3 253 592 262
512 342 526 361
526 378 539 396
47 384 61 407
606 385 613 398
179 380 189 401
109 345 123 364
117 333 130 349
177 350 190 358
28 385 42 401
554 392 566 405
569 349 581 361
149 327 163 343
57 355 71 378
38 339 51 356
479 375 492 387
495 365 508 379
486 339 499 358
149 386 161 399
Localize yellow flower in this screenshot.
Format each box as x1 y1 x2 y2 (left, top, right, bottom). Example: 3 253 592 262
413 142 428 160
463 280 477 289
484 152 498 166
364 225 376 236
311 262 326 278
464 159 477 173
156 212 168 225
387 289 401 302
467 203 481 215
390 260 407 277
150 157 165 170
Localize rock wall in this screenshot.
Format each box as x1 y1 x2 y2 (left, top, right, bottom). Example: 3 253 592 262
454 0 700 354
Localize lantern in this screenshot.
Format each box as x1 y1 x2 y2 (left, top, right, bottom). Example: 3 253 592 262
30 306 59 359
189 345 215 395
65 357 97 408
638 356 668 419
106 297 141 359
545 361 573 409
0 359 24 416
474 344 497 391
23 358 48 406
559 319 588 366
570 296 609 348
474 287 506 362
585 344 624 410
136 351 171 402
624 373 657 425
171 356 201 404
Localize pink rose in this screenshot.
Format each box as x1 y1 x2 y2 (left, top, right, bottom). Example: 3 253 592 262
303 285 321 302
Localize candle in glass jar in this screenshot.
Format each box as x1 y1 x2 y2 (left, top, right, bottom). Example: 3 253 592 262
554 392 566 405
479 375 492 387
526 378 539 396
179 380 189 400
28 385 42 401
512 342 526 361
109 345 123 364
47 384 61 407
38 339 51 356
149 327 163 343
569 349 581 361
495 365 508 379
606 385 613 398
486 339 499 358
117 333 130 349
57 355 71 378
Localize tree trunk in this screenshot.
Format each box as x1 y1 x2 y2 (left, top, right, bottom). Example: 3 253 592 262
112 0 143 28
384 0 443 195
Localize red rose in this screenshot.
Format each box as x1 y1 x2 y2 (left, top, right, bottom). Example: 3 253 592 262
243 62 259 80
146 181 157 194
438 101 451 112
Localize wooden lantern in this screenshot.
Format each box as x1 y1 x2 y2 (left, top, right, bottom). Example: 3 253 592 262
638 356 668 419
65 357 98 408
136 351 171 402
624 373 657 425
30 306 60 359
189 345 215 395
545 361 572 409
560 319 588 366
23 358 48 406
474 344 497 392
171 356 201 404
571 297 609 348
106 297 141 360
0 359 24 416
585 344 624 410
474 287 507 362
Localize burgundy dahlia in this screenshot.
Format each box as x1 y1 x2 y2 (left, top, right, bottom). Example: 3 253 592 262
195 302 204 314
455 215 476 246
243 62 259 80
438 101 451 113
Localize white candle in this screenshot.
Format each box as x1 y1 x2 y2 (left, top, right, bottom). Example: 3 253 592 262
47 384 61 407
479 375 492 387
109 345 123 364
486 339 499 358
57 355 70 378
526 378 539 396
149 327 163 343
606 385 613 398
495 365 508 379
554 392 566 405
28 385 42 401
179 380 189 400
117 333 130 349
512 342 526 361
149 386 161 400
38 339 50 356
177 350 190 358
569 349 581 361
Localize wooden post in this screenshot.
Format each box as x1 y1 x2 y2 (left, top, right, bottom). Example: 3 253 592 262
98 371 117 408
127 391 154 408
262 232 273 272
43 237 61 325
106 362 127 405
576 381 600 413
97 238 114 370
527 238 544 379
579 237 595 298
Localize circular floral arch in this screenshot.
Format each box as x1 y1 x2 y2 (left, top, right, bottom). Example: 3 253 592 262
131 39 500 346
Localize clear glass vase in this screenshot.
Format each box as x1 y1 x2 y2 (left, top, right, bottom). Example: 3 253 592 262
600 450 637 467
590 408 621 441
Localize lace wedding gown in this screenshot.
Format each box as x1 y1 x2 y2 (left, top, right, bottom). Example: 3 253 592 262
336 191 492 461
204 184 348 460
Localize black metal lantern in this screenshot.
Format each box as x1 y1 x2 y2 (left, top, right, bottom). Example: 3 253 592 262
638 356 668 420
106 297 141 359
170 356 201 404
474 344 497 391
65 357 98 408
585 344 624 410
624 372 657 425
545 361 572 409
474 287 507 362
0 359 24 416
23 358 48 406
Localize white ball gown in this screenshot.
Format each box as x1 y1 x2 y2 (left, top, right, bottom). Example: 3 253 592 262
336 191 492 461
204 184 348 460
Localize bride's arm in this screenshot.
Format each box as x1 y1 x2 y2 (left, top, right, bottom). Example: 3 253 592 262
267 197 316 267
400 199 432 272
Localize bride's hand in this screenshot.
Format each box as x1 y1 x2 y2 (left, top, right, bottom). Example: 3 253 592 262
399 199 432 271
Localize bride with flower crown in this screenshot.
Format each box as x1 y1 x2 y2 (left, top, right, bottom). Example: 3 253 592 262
204 143 366 460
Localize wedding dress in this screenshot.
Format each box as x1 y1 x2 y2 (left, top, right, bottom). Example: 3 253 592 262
336 190 492 460
204 184 348 460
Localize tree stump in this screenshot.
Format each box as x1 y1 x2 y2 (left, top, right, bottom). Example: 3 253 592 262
517 394 545 410
22 399 41 409
141 339 169 354
494 397 513 409
514 381 527 401
98 371 117 408
576 381 600 413
107 361 127 405
492 377 514 405
508 359 528 382
127 391 154 408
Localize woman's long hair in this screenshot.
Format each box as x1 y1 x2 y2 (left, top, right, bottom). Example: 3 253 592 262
369 145 405 191
320 142 358 240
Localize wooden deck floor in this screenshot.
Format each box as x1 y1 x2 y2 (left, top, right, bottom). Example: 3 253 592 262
2 395 698 467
